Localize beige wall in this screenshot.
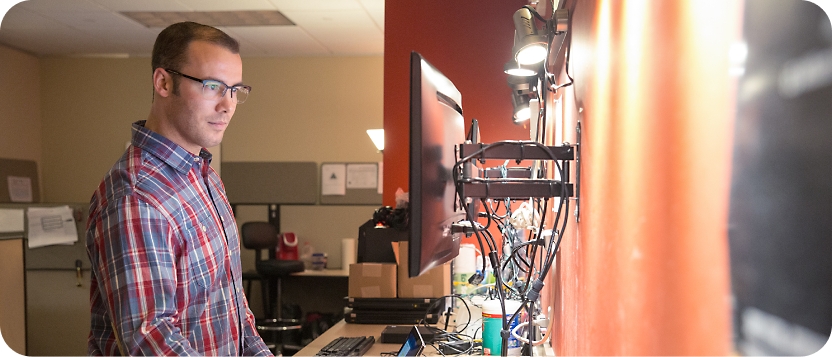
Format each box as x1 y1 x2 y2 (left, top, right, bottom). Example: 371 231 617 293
39 57 149 203
3 48 384 203
37 57 227 201
36 54 383 268
0 44 42 172
37 55 384 200
224 56 384 162
3 47 382 327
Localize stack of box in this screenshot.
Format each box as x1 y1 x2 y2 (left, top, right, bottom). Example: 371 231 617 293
346 242 450 324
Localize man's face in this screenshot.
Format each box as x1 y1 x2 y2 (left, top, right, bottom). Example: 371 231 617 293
165 40 243 154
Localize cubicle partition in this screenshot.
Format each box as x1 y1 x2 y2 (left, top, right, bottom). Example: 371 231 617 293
0 202 90 356
222 161 381 270
222 161 380 326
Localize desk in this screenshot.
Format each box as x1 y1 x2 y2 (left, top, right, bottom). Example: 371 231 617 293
293 268 349 277
295 319 556 357
295 320 402 356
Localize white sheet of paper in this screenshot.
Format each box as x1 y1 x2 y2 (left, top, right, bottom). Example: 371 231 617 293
0 208 25 233
7 176 33 202
26 206 78 248
346 164 378 189
321 164 346 195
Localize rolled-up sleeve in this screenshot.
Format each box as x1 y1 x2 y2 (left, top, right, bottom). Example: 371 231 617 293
241 305 271 356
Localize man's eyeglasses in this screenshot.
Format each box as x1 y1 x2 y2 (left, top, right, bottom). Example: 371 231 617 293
165 68 251 104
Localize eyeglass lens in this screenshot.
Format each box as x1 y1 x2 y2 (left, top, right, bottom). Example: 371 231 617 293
201 80 249 103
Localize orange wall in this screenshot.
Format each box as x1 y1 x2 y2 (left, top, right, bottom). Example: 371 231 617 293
385 0 740 355
548 0 741 354
383 0 529 203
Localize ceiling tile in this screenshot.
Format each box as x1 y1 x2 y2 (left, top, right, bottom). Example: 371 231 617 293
89 0 191 12
0 26 111 56
286 9 378 32
175 0 277 12
121 10 294 28
286 9 382 55
225 26 329 57
0 0 384 57
358 0 383 30
47 9 145 31
268 0 362 12
1 7 58 30
15 0 107 13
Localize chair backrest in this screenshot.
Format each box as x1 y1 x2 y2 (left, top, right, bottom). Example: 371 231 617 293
241 222 279 261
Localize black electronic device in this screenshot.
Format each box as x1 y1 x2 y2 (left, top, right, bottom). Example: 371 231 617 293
408 51 466 278
356 219 397 264
345 309 441 325
344 297 441 311
439 335 476 355
395 326 426 357
380 325 437 344
314 336 375 356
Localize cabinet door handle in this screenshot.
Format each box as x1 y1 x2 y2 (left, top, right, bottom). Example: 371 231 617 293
75 260 83 287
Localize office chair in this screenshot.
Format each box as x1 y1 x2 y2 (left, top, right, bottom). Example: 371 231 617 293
240 221 305 354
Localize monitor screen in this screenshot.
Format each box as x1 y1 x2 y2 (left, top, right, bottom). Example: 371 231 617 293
408 51 466 278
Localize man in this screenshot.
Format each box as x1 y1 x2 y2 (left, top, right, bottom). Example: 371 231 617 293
85 22 271 356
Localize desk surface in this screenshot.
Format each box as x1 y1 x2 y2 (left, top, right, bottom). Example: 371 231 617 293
295 319 554 357
295 320 400 356
293 268 349 277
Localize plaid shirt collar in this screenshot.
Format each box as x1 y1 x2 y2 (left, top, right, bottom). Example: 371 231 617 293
131 120 213 175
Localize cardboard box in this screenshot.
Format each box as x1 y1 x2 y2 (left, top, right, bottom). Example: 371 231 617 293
348 263 397 298
397 241 451 298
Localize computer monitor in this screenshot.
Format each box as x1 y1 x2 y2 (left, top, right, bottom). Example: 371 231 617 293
408 51 466 278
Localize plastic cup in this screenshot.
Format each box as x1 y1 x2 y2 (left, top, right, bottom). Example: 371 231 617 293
481 299 523 355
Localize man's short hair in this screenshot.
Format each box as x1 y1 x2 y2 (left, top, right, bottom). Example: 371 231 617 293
151 21 240 75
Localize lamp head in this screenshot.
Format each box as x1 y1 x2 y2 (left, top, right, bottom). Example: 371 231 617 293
504 59 538 77
512 8 548 65
512 90 531 124
507 74 538 95
513 7 537 37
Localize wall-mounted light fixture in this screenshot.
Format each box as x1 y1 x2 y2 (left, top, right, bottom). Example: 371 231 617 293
507 74 538 95
506 6 570 126
512 90 532 123
508 73 538 124
504 59 539 77
366 129 384 152
512 7 548 65
510 7 570 66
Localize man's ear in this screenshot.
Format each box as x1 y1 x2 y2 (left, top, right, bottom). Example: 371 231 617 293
152 68 173 98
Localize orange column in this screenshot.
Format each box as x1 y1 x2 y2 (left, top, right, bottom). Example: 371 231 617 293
551 0 741 354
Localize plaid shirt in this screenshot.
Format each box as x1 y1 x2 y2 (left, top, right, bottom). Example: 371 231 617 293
86 121 271 356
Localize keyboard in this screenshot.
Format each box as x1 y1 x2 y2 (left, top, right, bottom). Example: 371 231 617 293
315 335 375 356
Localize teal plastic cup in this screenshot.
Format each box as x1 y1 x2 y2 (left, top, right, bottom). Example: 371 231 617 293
481 299 523 355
